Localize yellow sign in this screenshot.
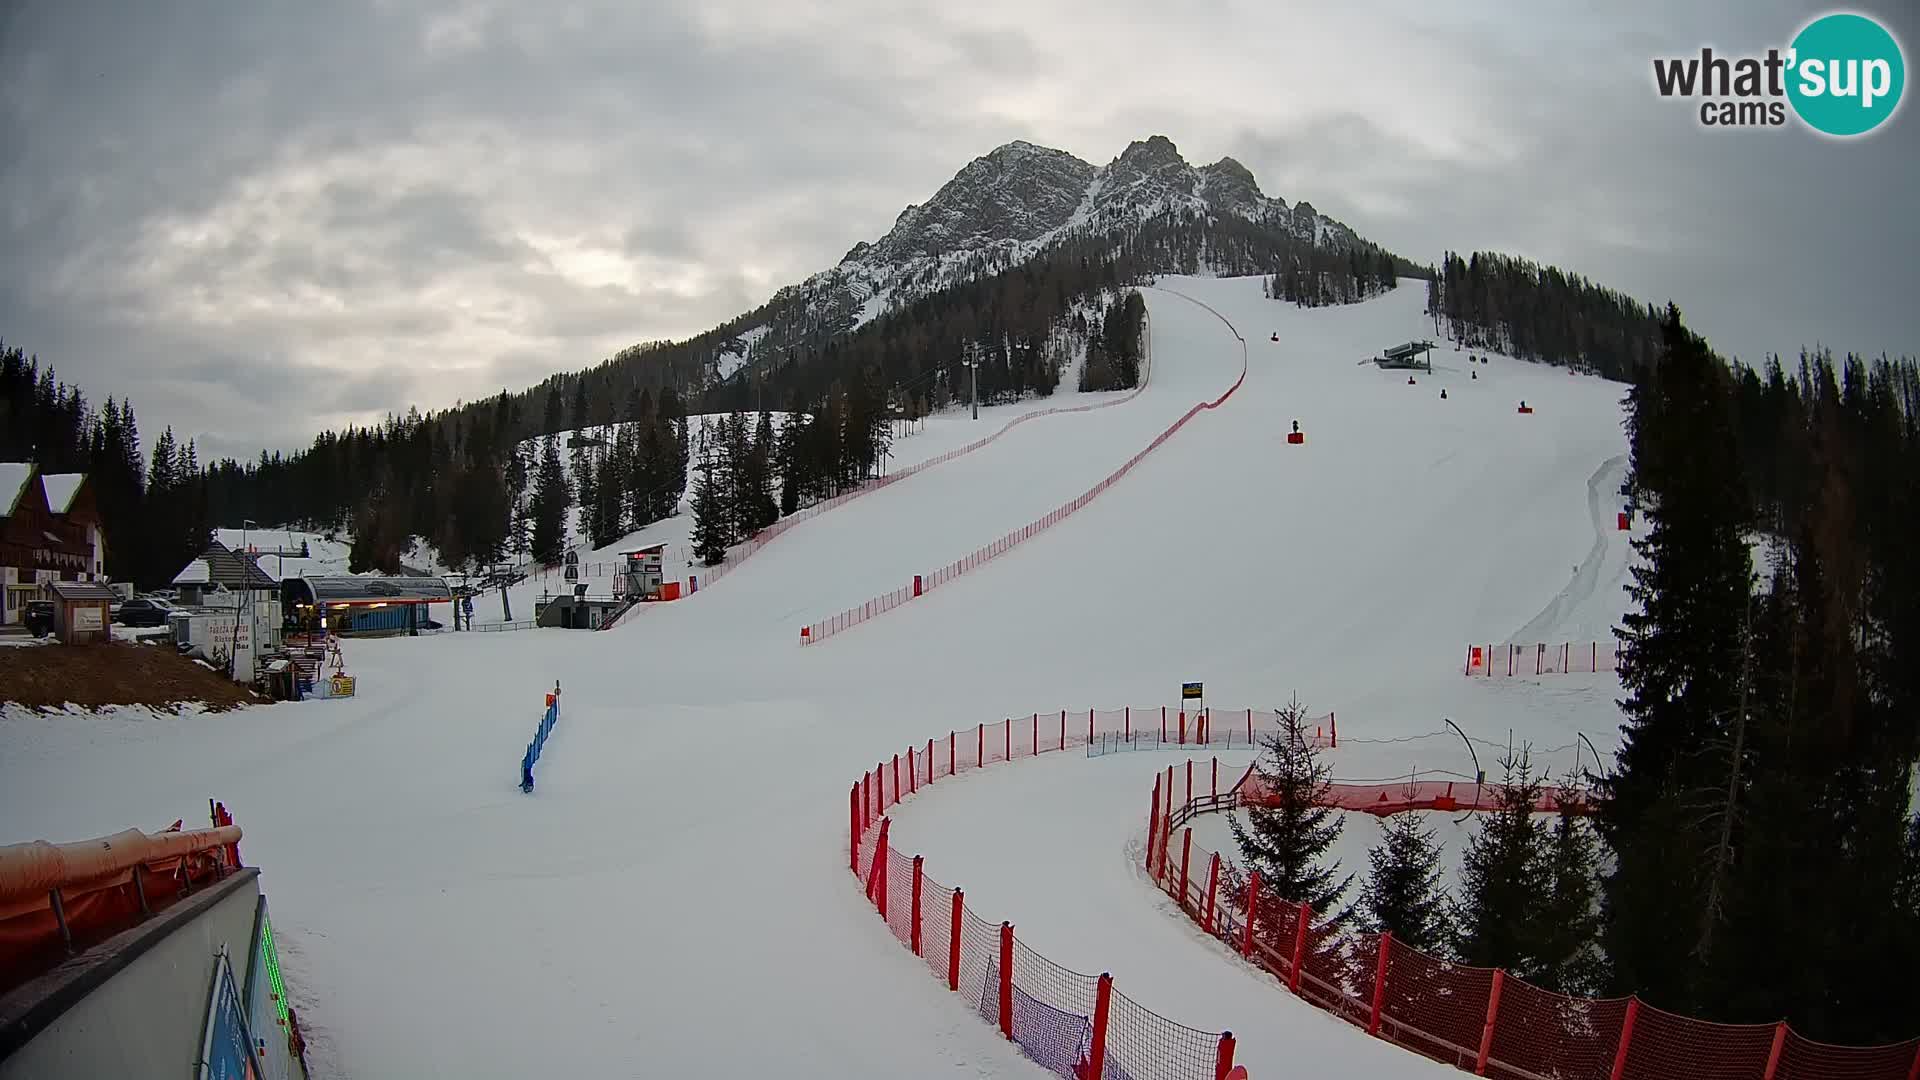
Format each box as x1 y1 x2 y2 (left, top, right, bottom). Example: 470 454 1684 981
329 675 356 698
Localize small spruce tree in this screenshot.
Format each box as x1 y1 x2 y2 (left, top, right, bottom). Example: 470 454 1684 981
1357 811 1451 953
688 456 729 566
1453 749 1550 976
1535 785 1605 994
1229 696 1351 921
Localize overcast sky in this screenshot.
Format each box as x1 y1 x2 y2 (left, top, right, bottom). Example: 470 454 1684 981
2 0 1914 461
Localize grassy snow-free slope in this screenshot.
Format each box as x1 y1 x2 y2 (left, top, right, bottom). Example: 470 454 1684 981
0 275 1632 1079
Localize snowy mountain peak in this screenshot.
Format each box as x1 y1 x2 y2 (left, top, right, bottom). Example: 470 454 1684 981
739 136 1384 387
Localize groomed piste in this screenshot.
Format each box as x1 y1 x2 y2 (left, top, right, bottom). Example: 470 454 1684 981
3 275 1702 1077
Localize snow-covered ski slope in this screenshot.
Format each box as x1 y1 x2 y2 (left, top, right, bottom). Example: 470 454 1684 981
0 275 1634 1079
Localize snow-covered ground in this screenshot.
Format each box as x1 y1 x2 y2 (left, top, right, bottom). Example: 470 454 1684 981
0 275 1636 1078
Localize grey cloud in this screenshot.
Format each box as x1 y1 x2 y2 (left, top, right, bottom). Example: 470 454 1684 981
0 0 1915 460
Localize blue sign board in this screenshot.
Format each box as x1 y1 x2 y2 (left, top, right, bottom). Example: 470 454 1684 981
199 947 259 1080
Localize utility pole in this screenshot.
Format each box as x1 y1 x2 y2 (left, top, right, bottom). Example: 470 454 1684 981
968 342 979 421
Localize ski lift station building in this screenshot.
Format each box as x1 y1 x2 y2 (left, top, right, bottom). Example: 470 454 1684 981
281 575 452 635
1374 340 1436 370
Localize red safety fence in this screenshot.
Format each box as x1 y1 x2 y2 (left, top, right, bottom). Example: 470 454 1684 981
849 712 1245 1079
803 290 1249 645
0 800 245 997
1466 641 1621 677
600 340 1162 632
1149 766 1920 1080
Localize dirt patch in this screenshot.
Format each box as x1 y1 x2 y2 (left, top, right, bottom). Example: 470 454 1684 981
0 641 266 712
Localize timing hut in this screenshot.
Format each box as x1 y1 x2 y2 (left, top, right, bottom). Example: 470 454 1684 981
281 575 452 636
1375 340 1436 371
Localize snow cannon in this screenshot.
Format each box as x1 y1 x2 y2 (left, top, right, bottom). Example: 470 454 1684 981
1270 332 1279 342
1471 370 1478 380
1517 400 1534 414
1286 420 1304 445
1440 388 1448 400
1407 375 1417 385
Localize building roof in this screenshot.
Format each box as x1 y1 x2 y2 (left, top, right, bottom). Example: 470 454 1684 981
172 558 212 585
39 473 84 513
295 575 452 604
1382 340 1435 360
0 463 32 516
46 580 116 602
191 540 278 590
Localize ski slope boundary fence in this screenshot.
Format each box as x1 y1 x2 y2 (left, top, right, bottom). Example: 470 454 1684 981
517 682 562 793
849 708 1253 1080
1151 764 1920 1080
600 321 1159 631
802 287 1246 646
1466 641 1620 677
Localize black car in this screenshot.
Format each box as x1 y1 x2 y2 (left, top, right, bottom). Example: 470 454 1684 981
23 600 54 637
115 597 176 627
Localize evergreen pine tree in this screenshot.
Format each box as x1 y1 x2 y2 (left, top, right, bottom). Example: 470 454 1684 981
1453 751 1550 977
1535 789 1605 995
1229 697 1351 922
529 433 569 564
1356 812 1451 953
688 454 729 566
1599 306 1754 1010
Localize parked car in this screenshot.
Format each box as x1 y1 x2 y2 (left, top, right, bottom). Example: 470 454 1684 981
115 596 176 627
23 600 54 637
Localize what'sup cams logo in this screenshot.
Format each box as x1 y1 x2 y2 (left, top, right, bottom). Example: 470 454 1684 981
1652 12 1906 137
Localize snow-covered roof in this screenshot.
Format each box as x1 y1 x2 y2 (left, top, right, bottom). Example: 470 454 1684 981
172 559 212 585
40 473 84 512
0 463 31 515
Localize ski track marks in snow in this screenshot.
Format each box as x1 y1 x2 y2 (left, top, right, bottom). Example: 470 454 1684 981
0 275 1635 1080
1510 453 1628 645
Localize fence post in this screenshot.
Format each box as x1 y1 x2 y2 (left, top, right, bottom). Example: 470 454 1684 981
1179 709 1187 745
927 739 934 783
950 730 956 776
1289 901 1310 992
1087 708 1094 746
1240 871 1261 958
1368 932 1392 1036
865 770 875 820
1186 758 1194 806
892 754 901 804
866 817 890 905
978 723 984 767
1162 706 1167 743
1475 969 1505 1074
1179 829 1193 906
1125 707 1130 741
999 922 1015 1040
911 855 924 956
1908 1042 1920 1080
948 888 964 992
1158 776 1174 879
849 784 861 874
1204 853 1221 932
1212 757 1219 798
1608 998 1640 1080
1005 720 1011 762
1214 1032 1236 1080
1088 973 1112 1080
907 746 916 794
1331 710 1337 747
1762 1022 1788 1080
1032 713 1038 754
877 828 892 921
1146 775 1162 875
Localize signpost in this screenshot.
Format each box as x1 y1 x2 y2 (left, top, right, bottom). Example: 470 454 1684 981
1181 680 1204 717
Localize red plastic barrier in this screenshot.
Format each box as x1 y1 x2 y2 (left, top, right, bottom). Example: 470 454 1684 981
803 288 1248 645
848 709 1237 1079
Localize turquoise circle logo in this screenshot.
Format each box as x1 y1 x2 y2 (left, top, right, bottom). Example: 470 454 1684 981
1787 13 1905 136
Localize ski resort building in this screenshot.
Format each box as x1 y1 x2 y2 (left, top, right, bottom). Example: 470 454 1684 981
0 464 105 625
280 575 452 636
